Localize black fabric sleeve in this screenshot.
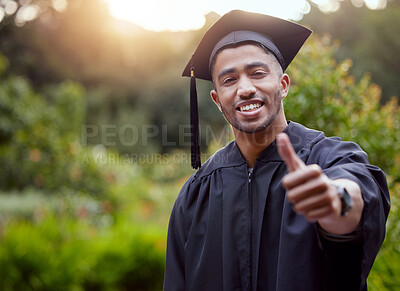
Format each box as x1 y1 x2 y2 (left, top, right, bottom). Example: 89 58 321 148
308 137 390 291
163 181 190 291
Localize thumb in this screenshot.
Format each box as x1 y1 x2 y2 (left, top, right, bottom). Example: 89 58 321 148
277 133 305 172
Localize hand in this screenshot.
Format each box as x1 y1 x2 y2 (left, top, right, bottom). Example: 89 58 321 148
277 133 341 222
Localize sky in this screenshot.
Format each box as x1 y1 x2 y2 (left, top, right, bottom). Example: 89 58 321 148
104 0 387 31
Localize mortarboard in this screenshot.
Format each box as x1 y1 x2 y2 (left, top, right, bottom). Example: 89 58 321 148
183 10 312 169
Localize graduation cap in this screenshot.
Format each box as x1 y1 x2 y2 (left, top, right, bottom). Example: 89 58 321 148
183 10 312 169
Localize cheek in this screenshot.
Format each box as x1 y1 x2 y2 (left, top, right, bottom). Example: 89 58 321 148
221 97 236 111
215 90 232 106
219 86 237 100
259 80 278 91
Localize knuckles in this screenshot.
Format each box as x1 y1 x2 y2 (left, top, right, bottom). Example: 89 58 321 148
308 164 323 177
284 166 338 219
282 164 326 190
290 187 340 221
281 162 342 221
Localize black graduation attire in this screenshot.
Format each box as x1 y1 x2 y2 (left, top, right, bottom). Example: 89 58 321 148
164 122 390 291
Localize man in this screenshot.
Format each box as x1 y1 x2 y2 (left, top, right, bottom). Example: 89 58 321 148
164 10 390 291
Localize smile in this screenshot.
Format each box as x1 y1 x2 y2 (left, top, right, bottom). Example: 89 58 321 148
237 102 263 112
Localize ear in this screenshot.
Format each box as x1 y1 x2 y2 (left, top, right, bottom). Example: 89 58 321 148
210 89 222 112
280 73 290 99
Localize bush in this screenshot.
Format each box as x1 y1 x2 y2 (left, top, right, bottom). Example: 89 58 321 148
82 223 165 291
367 190 400 290
0 53 108 195
0 191 166 291
287 35 400 179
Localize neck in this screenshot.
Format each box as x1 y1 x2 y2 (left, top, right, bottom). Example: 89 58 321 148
233 116 287 168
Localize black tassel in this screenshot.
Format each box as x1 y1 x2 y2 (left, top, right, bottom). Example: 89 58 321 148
190 67 201 169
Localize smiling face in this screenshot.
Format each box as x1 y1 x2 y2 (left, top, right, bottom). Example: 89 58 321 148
210 44 290 137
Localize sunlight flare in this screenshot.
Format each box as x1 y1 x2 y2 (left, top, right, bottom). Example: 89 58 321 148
103 0 311 31
364 0 387 10
104 0 206 31
104 0 388 31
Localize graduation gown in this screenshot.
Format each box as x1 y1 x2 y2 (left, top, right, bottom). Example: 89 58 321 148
164 122 390 291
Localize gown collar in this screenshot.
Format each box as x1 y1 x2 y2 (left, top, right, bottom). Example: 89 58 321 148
196 121 321 178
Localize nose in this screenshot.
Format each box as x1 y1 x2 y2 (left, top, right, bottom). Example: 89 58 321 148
237 76 256 99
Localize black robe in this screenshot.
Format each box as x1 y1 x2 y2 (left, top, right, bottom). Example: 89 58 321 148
164 122 390 291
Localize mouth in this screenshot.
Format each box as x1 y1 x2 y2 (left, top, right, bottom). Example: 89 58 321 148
237 101 264 112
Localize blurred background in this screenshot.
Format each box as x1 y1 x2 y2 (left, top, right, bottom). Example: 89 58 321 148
0 0 399 290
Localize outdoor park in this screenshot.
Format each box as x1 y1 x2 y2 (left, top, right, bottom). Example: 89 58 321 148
0 0 399 290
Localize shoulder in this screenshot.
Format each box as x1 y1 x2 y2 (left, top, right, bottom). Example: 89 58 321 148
288 122 369 166
192 140 246 180
174 140 245 207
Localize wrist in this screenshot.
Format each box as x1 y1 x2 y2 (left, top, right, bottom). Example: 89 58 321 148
334 184 353 216
318 179 363 235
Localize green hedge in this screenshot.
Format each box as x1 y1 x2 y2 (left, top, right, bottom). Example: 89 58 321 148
0 191 166 291
367 190 400 290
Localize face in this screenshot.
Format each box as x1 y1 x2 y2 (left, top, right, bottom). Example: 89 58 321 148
210 44 289 135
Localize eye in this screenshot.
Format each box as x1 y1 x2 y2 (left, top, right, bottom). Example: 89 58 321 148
252 70 267 78
222 77 236 85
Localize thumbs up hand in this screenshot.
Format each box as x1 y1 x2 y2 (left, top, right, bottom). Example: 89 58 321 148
276 132 307 173
276 133 364 234
277 133 341 222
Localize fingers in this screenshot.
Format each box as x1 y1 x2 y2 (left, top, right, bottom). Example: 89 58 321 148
277 132 340 222
291 185 339 218
285 171 328 202
304 206 336 222
286 180 339 222
277 133 305 173
282 164 325 190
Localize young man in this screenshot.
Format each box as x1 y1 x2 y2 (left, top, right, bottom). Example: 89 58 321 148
164 10 390 291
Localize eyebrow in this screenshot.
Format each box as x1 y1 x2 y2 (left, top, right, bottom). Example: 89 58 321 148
217 61 270 82
217 67 237 82
246 61 270 71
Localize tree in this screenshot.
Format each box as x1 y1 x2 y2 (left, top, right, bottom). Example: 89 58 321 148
286 34 399 179
301 0 400 102
0 53 108 195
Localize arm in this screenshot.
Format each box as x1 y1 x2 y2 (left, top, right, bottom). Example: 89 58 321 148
277 133 364 235
278 132 390 290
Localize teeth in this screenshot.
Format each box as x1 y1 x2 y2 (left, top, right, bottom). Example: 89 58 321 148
240 103 261 112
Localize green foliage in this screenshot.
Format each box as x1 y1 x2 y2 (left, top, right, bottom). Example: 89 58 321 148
82 223 165 291
0 54 108 195
0 188 167 291
0 218 166 291
287 35 400 180
301 1 400 102
0 218 88 290
0 6 224 155
368 191 400 290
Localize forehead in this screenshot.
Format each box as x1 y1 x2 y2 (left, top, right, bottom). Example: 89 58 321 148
212 44 278 73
